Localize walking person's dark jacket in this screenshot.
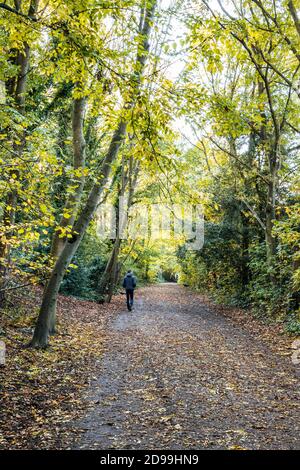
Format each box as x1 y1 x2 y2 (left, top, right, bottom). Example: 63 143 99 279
123 271 136 311
122 272 136 290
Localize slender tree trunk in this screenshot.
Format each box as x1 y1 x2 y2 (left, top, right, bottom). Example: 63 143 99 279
98 155 139 301
97 161 126 300
51 97 87 260
265 175 277 265
30 0 157 348
257 80 278 269
98 239 121 300
30 120 127 347
288 1 300 38
48 98 86 334
103 239 121 303
240 213 250 287
264 144 280 287
145 261 149 280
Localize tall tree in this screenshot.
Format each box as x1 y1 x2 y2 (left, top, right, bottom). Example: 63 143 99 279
29 0 157 348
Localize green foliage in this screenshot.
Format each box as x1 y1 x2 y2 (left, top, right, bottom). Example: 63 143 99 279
178 219 248 306
1 0 299 339
175 0 300 328
60 231 109 300
285 313 300 335
247 244 290 317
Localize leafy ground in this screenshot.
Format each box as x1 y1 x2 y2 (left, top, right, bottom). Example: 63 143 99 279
74 284 300 450
0 283 299 449
0 287 122 449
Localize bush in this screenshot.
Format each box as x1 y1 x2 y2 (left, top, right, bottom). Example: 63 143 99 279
60 231 109 300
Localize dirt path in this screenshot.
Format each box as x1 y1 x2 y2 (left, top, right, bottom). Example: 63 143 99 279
74 284 299 450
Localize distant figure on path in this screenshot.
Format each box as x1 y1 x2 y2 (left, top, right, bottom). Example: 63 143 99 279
122 270 137 311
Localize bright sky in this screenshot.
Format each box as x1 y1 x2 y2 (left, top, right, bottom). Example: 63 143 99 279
158 0 231 147
158 0 195 145
160 0 224 80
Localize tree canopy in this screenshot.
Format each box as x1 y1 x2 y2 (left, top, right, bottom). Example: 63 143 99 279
0 0 300 347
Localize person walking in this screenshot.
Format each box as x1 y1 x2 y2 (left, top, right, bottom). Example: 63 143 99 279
122 270 137 311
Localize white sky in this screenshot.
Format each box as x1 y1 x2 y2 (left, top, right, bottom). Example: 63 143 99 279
158 0 232 147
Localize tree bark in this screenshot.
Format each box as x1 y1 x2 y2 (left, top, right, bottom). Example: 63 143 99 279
30 120 127 347
97 155 139 301
257 81 278 268
51 97 87 260
288 1 300 38
265 171 277 265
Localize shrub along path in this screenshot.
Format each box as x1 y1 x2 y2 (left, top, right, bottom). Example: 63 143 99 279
74 283 299 450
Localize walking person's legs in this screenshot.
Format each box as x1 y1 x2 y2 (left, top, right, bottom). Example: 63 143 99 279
129 289 134 308
126 290 131 311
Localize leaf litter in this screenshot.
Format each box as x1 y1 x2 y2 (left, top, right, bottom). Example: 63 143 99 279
1 283 299 450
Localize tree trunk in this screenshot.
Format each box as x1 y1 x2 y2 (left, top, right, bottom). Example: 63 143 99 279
30 0 157 348
288 1 300 38
30 120 127 347
257 80 278 269
97 155 140 301
51 97 87 260
265 178 276 265
48 98 86 334
98 239 120 300
105 240 121 302
97 161 126 300
240 212 250 288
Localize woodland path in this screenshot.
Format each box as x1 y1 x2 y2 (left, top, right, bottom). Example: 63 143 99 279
74 284 299 450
